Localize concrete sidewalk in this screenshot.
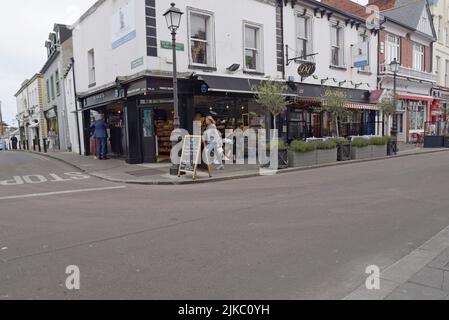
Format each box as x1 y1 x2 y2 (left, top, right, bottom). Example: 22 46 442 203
20 144 449 185
346 225 449 300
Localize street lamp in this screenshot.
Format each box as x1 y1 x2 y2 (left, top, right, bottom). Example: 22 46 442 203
163 3 184 175
389 58 400 137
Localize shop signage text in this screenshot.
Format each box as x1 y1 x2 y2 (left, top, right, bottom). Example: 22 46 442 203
161 41 185 51
297 62 316 78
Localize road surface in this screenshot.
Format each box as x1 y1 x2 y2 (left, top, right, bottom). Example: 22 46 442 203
1 150 449 299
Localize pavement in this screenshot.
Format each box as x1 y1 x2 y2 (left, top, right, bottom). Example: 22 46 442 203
2 150 449 299
15 141 449 185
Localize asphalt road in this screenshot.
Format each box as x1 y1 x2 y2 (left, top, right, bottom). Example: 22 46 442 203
1 150 449 300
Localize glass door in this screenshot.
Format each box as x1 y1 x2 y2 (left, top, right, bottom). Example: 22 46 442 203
140 108 157 163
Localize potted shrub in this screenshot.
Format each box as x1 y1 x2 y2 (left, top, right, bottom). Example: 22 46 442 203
288 141 317 167
315 140 338 164
351 138 371 160
370 137 388 158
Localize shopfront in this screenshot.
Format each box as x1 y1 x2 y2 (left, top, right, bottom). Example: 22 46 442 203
44 107 59 149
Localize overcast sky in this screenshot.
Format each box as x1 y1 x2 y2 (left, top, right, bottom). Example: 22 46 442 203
0 0 369 127
0 0 96 127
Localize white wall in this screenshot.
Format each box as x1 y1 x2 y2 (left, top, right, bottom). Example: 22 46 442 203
64 68 85 155
73 0 148 93
73 0 279 94
283 1 378 91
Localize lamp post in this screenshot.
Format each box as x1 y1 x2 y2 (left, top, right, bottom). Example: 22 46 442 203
163 3 184 175
389 58 400 137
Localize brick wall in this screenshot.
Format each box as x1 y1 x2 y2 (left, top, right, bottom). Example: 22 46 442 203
321 0 370 18
367 0 396 11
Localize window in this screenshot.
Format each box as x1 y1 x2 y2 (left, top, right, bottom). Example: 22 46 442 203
413 43 424 71
409 101 425 131
46 79 50 103
55 70 60 96
446 60 449 87
330 24 344 67
445 27 449 46
438 16 443 44
436 56 441 75
50 75 55 100
386 33 400 65
296 14 312 61
189 11 214 66
244 23 262 71
88 49 96 86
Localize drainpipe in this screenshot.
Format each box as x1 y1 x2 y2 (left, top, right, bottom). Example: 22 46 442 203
71 58 82 156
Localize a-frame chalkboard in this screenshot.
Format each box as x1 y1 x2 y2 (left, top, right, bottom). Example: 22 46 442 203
178 135 212 180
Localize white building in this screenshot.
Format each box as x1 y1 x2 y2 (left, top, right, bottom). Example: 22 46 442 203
70 0 380 164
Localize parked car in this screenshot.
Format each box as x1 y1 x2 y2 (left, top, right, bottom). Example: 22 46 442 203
0 139 5 151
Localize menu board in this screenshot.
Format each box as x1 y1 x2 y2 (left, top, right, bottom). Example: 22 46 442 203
178 135 211 180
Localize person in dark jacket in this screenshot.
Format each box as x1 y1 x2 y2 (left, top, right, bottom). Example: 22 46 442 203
90 114 109 160
11 136 18 150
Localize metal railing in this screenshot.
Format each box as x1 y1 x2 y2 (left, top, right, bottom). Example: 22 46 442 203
380 63 437 83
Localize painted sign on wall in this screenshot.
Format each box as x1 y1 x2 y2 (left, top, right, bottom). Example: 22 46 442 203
111 0 136 50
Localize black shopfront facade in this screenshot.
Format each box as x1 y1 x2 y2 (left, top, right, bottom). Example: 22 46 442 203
79 75 377 165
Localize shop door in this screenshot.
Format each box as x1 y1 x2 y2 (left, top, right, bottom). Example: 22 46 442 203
140 108 157 163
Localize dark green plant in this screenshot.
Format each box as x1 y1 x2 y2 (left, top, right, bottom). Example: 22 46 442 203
330 137 349 144
289 140 317 153
352 138 370 148
316 140 337 150
369 137 388 146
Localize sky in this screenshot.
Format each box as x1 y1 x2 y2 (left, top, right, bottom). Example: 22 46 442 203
0 0 97 127
0 0 369 127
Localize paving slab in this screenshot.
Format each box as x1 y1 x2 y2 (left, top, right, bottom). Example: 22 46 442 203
386 282 449 300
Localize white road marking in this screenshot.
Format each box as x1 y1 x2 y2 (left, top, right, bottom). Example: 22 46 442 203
0 186 126 201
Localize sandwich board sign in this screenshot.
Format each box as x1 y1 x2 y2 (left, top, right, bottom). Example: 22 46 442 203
178 135 212 180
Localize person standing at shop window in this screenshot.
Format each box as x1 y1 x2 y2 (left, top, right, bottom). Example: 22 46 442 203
48 128 57 152
89 117 98 160
204 116 224 171
90 113 109 160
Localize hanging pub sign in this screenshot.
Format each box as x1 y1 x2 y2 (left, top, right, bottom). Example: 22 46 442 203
178 135 212 180
297 62 316 78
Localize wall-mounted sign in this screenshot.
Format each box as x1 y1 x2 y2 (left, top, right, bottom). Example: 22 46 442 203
161 41 185 51
111 0 136 50
352 41 369 68
297 62 316 78
131 57 144 69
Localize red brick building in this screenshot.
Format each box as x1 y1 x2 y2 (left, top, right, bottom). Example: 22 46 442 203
323 0 437 142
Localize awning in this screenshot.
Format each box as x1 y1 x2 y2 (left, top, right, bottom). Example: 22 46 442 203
197 74 296 96
28 122 40 128
399 94 433 102
345 103 380 111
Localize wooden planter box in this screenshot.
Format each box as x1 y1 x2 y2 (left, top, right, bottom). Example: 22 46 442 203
288 149 337 168
371 145 388 158
288 150 317 167
351 146 372 160
317 149 338 165
424 136 444 148
444 136 449 148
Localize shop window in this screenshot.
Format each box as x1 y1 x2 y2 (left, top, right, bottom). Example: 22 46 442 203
409 101 425 131
50 75 55 100
244 22 263 72
188 9 214 67
359 32 370 72
46 79 50 103
330 23 344 67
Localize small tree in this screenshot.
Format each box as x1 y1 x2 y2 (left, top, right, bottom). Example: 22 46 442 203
320 89 350 137
377 91 398 135
252 79 289 140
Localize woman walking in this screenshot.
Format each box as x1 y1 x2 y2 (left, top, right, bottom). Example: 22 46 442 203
204 116 224 170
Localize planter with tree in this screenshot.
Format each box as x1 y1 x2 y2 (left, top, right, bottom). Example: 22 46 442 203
252 79 289 169
320 89 351 138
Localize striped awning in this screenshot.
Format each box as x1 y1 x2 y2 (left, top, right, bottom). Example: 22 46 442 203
345 103 380 111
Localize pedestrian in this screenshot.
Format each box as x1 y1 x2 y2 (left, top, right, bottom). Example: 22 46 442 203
48 128 57 152
89 117 98 160
204 116 224 170
11 136 18 150
90 113 109 160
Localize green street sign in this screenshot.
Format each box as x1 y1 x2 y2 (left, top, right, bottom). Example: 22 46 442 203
160 41 184 51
